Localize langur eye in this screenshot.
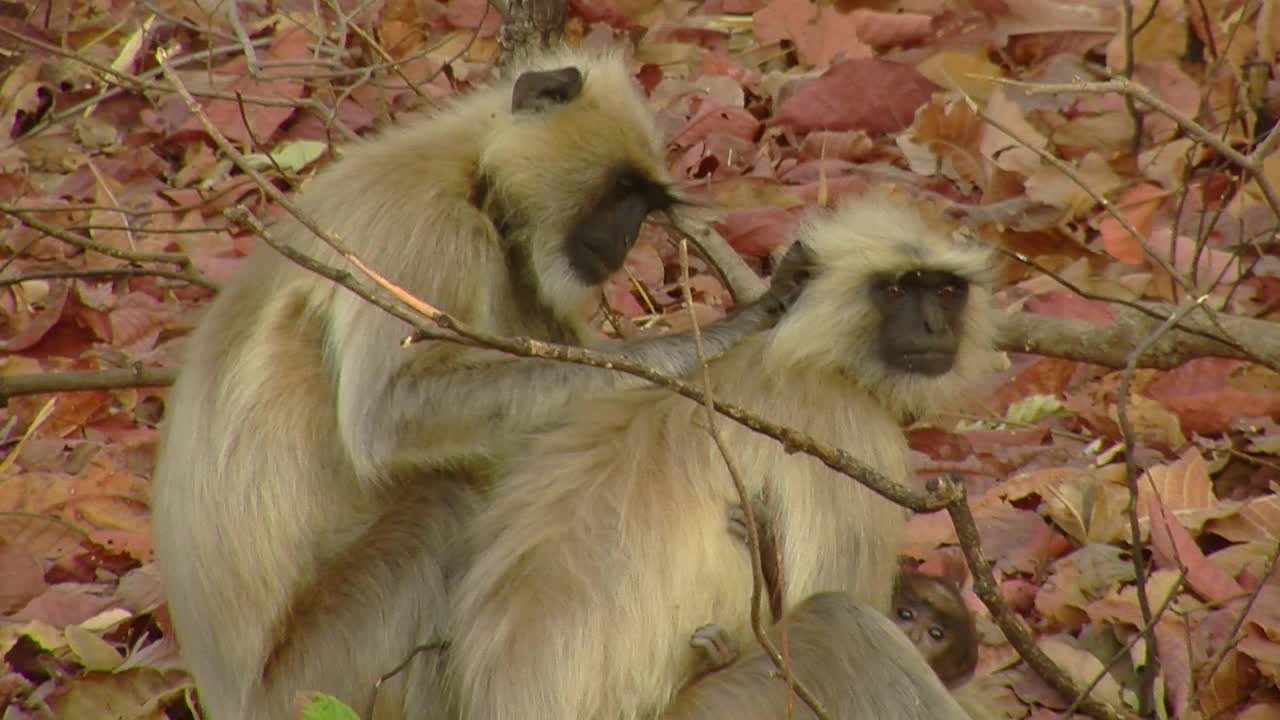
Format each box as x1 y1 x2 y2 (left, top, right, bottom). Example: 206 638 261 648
937 284 965 302
882 284 905 301
928 626 945 641
896 607 914 621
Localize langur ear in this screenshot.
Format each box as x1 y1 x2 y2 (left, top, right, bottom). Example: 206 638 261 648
511 67 584 113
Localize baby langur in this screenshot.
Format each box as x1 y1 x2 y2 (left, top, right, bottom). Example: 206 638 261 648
673 525 983 719
447 190 997 720
664 593 971 720
151 48 792 720
893 570 979 688
734 508 980 687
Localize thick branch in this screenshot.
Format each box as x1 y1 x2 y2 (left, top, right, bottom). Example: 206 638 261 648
995 304 1278 369
4 305 1275 402
493 0 566 64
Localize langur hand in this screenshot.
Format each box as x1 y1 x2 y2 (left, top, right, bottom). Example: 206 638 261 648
689 623 739 677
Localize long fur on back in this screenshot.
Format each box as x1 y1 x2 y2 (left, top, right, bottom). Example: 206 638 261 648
152 46 673 720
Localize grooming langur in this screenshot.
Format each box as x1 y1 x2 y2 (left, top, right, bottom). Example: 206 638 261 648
447 191 997 720
664 593 971 720
893 570 979 687
151 48 793 720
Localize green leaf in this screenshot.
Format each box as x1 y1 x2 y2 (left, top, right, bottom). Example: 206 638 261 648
299 693 361 720
1004 394 1067 424
243 140 328 173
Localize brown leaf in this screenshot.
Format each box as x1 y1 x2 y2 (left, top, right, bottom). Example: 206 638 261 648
1146 359 1280 436
0 542 46 614
0 276 70 352
896 94 986 191
714 207 797 257
44 668 187 718
1207 495 1280 544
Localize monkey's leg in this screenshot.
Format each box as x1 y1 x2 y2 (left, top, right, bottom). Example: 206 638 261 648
257 477 480 720
448 433 754 720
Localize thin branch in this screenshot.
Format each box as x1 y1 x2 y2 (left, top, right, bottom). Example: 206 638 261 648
225 206 951 515
0 205 218 290
677 239 828 720
0 267 216 290
1183 541 1280 715
995 75 1280 211
0 367 177 403
1115 299 1208 713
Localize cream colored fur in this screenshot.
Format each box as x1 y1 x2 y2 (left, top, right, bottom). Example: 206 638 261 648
447 192 996 720
152 46 737 720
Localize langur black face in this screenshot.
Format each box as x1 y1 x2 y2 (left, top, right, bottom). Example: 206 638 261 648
564 167 675 285
893 574 978 687
506 64 677 287
872 270 970 377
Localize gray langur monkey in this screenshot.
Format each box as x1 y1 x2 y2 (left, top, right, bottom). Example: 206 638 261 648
664 592 972 720
151 47 795 720
661 574 986 719
446 190 998 720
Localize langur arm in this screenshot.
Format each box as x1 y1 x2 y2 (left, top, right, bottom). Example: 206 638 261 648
342 266 810 478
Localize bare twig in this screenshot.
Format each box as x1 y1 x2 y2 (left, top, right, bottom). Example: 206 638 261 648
995 75 1280 212
1183 541 1280 715
0 267 216 290
0 367 177 403
677 240 828 720
0 205 218 290
1115 299 1208 713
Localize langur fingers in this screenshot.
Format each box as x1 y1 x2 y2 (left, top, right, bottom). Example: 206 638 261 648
689 623 739 677
726 504 751 549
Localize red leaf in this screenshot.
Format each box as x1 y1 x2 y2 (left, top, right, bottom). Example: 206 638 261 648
773 59 938 135
670 102 761 146
1146 359 1280 436
1097 183 1162 265
714 207 796 257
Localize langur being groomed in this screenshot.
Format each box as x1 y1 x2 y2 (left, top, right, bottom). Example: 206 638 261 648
151 47 792 720
447 190 998 720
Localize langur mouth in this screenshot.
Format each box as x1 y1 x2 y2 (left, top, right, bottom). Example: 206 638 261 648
898 352 955 377
568 247 614 285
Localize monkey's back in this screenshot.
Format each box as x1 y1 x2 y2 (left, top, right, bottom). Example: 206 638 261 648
449 333 913 720
150 97 508 720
